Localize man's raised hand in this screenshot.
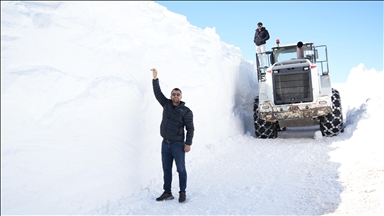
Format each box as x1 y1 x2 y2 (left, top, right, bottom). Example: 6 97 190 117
150 68 158 80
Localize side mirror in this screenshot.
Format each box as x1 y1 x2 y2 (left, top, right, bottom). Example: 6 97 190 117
315 50 319 59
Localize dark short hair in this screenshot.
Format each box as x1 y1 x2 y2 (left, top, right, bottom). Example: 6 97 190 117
171 88 182 94
257 22 263 26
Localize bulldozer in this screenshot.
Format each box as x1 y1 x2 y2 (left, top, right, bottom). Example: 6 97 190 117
254 40 344 138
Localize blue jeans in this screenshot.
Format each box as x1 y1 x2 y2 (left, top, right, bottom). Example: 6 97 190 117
161 140 187 193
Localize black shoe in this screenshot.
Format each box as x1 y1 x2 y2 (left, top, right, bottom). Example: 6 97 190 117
179 192 186 203
156 192 174 201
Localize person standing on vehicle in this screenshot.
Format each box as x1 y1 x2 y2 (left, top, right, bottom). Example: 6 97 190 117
254 22 270 67
151 68 194 203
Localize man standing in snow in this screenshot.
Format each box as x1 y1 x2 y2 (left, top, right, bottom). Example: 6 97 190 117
151 68 194 203
254 22 270 67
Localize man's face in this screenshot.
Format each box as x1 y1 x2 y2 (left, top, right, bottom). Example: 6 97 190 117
170 90 182 103
258 25 262 29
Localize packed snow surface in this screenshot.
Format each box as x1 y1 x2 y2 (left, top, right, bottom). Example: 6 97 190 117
1 1 383 215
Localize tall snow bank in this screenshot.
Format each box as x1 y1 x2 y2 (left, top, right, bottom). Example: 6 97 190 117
327 64 384 215
1 1 256 214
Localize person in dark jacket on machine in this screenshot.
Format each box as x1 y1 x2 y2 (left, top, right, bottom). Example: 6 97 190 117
151 68 194 203
254 22 270 67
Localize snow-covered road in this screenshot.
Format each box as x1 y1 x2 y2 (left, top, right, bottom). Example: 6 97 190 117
85 131 345 215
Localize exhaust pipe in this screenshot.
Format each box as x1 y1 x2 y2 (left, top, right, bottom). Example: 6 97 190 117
297 41 304 59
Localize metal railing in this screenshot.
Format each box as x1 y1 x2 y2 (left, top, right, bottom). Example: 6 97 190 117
314 45 329 75
255 51 274 82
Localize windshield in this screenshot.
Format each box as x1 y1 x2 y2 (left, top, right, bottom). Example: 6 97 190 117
273 45 314 62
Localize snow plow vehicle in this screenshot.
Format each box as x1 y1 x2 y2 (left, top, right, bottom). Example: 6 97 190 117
254 40 344 138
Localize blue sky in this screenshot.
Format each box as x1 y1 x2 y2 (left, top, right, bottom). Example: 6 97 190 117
155 1 383 83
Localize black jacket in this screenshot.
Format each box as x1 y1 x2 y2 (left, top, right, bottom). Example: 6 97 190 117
254 27 270 46
152 79 194 145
